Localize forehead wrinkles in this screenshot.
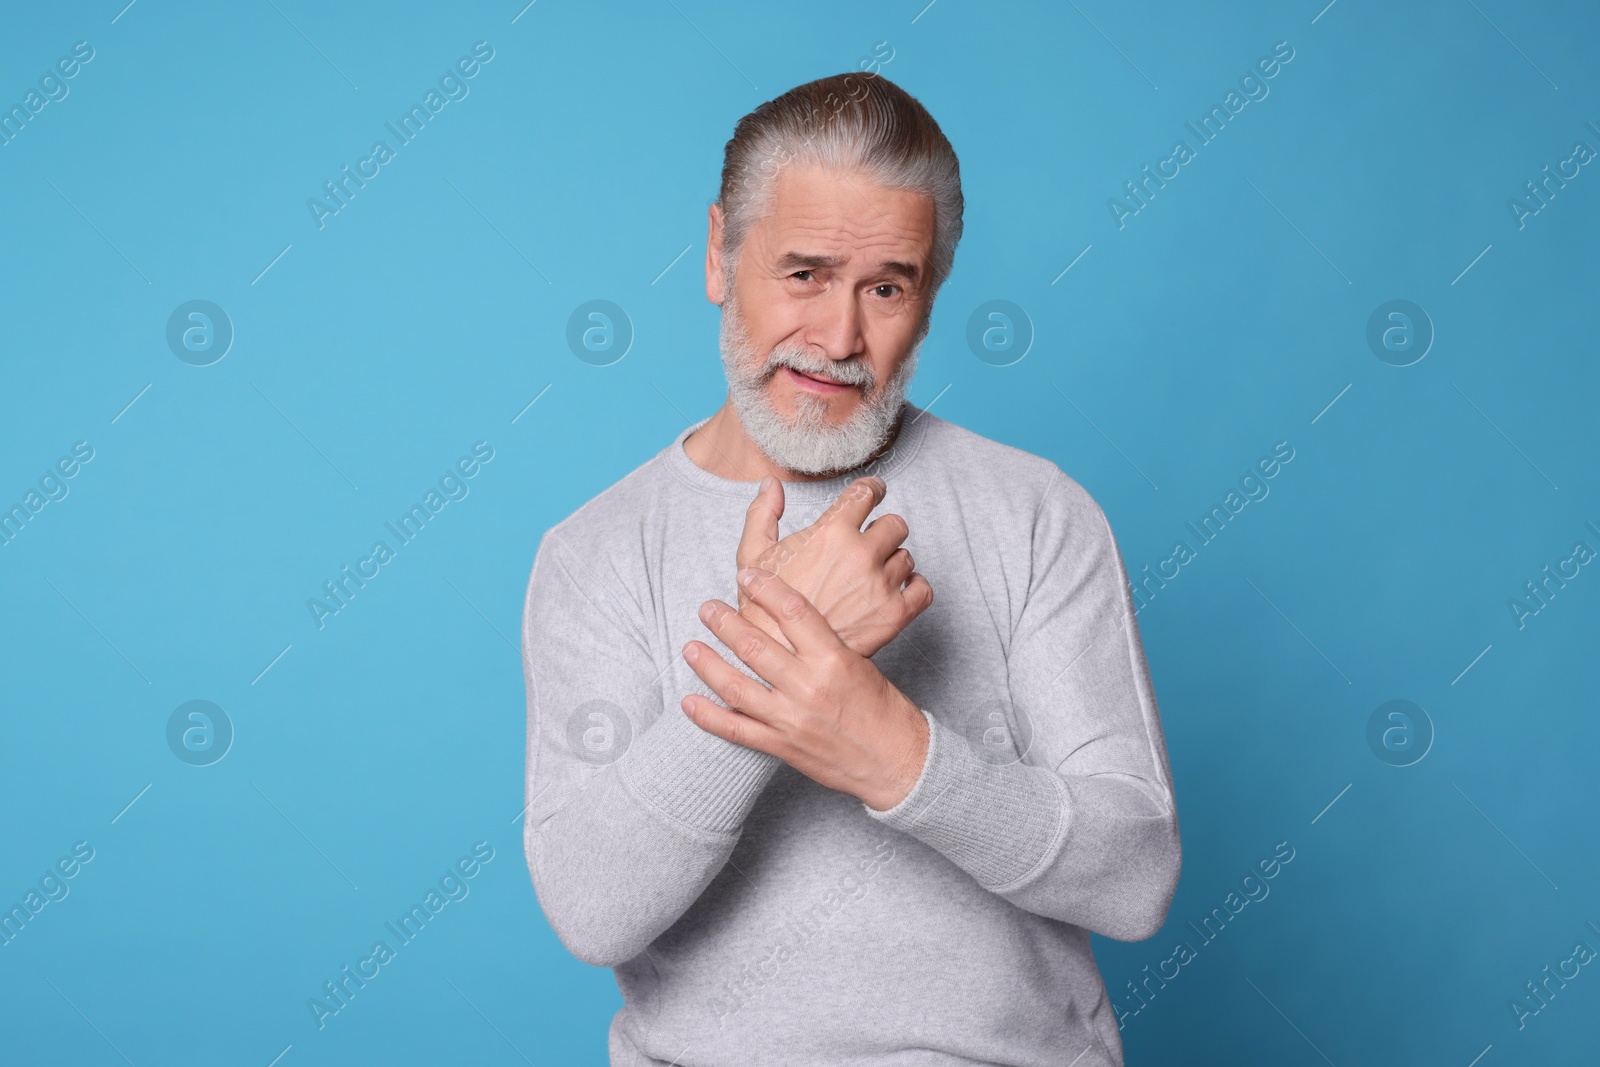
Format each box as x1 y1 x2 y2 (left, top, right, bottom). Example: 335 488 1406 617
759 209 930 275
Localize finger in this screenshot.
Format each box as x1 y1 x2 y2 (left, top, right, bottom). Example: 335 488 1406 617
698 596 802 690
736 475 785 569
901 572 934 615
870 573 934 648
861 513 910 564
816 475 886 534
681 638 779 723
883 546 914 587
736 567 844 659
680 689 784 756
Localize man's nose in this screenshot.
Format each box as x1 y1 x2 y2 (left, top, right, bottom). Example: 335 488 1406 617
806 285 866 361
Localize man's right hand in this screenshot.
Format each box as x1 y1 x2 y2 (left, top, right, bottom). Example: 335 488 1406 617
734 475 933 659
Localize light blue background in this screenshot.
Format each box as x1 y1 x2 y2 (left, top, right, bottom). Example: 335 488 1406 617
2 1 1596 1064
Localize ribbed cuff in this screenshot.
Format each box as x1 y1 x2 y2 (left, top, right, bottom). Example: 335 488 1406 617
619 701 782 836
864 709 1068 891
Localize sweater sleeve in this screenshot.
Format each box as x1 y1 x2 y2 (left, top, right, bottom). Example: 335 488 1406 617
521 531 782 967
862 465 1181 941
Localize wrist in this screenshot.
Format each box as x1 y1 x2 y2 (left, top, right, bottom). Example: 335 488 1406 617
862 696 929 812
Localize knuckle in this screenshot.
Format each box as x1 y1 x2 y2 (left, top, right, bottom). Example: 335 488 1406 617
779 592 808 620
736 631 766 662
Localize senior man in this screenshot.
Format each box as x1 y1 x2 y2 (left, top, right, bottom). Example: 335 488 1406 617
522 71 1180 1066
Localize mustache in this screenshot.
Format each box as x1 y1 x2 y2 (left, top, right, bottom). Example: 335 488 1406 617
762 345 875 388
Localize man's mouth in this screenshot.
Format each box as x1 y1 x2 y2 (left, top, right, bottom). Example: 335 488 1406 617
783 365 854 392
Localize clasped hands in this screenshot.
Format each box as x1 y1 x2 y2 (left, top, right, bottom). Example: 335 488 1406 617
680 475 935 812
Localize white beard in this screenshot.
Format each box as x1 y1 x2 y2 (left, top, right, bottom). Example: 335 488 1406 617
718 288 920 477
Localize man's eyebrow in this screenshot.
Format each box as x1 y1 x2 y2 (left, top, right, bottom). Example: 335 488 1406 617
775 251 921 283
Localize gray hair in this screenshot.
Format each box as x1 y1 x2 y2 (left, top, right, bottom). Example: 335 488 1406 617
715 71 964 308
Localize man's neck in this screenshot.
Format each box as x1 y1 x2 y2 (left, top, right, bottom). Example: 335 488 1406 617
683 399 904 483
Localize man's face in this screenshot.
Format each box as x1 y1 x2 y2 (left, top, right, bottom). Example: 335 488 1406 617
710 163 936 476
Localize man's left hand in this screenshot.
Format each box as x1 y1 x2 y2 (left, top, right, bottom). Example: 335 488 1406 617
680 566 930 812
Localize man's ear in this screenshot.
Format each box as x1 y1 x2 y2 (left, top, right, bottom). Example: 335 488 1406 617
705 203 726 306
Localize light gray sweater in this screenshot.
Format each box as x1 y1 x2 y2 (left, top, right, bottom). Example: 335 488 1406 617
521 402 1181 1066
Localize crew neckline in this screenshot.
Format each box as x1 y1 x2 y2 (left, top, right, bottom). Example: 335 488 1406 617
663 400 934 503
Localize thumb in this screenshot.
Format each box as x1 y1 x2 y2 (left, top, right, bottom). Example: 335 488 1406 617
737 474 784 566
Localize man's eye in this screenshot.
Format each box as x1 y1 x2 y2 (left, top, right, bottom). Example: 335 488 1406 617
792 270 815 282
873 284 901 298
